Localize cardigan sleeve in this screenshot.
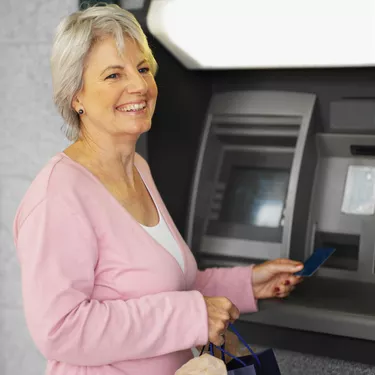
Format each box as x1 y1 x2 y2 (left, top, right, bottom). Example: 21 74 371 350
14 196 208 367
193 266 258 314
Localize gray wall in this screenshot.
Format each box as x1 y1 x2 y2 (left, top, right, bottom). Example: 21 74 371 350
0 1 75 374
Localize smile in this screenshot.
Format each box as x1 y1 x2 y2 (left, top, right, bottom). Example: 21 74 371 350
116 101 147 113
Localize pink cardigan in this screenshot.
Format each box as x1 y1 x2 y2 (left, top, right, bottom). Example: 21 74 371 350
13 152 257 375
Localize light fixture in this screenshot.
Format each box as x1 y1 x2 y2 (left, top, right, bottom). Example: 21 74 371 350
147 0 375 70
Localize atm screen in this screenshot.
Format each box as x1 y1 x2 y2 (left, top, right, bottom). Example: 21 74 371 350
219 167 289 228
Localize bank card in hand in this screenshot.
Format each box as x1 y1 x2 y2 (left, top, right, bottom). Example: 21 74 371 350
294 248 336 277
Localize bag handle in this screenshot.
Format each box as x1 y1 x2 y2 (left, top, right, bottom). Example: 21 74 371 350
199 323 261 368
227 323 261 368
200 342 247 367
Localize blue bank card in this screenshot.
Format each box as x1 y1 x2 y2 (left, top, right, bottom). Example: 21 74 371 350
294 248 336 277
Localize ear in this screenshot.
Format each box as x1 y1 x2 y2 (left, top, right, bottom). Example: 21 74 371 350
71 93 83 113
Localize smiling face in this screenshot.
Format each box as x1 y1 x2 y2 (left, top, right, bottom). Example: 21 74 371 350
73 35 158 142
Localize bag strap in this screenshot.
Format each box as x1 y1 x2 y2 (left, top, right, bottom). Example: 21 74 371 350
199 324 261 368
200 342 246 367
199 342 225 361
211 343 247 367
228 323 261 368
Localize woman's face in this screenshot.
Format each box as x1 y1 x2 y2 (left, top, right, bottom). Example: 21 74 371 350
74 35 158 140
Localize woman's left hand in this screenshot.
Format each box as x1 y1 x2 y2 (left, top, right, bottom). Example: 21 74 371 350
252 259 304 299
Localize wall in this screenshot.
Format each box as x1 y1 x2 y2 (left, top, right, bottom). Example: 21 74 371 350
0 1 75 374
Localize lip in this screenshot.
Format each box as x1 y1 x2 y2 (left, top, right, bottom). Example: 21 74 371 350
116 100 147 110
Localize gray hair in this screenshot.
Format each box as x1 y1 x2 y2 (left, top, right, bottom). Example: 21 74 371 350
51 4 158 141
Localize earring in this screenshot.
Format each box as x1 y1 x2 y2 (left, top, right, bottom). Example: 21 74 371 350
78 109 84 115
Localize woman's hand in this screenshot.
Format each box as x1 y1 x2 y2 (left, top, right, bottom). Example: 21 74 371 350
204 296 239 346
252 259 304 299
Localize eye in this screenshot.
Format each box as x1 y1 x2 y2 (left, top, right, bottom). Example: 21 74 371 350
138 67 150 74
105 73 119 80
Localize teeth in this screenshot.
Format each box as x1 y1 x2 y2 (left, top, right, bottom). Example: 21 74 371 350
117 102 146 112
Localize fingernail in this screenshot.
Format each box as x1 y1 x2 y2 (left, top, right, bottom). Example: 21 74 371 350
274 287 280 293
284 280 290 286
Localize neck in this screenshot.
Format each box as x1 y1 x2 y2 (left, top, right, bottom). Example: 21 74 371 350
67 130 140 186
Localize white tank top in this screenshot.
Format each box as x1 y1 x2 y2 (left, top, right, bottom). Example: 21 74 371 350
140 207 185 272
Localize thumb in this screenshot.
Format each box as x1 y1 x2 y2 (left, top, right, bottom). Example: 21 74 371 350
269 259 303 274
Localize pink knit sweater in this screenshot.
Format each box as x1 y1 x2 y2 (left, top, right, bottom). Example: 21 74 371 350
13 152 257 375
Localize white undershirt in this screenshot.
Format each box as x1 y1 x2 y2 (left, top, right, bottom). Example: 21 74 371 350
140 207 185 272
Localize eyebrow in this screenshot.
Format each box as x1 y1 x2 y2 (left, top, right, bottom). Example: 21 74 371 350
100 59 149 76
100 65 124 76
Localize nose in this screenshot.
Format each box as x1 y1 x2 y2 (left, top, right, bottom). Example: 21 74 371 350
126 70 148 95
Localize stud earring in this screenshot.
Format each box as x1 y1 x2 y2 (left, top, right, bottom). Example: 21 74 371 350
78 109 84 115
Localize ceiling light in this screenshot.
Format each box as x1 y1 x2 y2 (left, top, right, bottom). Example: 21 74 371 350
147 0 375 69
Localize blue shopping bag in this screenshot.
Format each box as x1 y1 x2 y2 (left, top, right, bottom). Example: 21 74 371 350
201 323 281 375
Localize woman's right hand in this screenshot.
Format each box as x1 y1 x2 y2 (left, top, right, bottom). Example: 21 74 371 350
203 296 240 346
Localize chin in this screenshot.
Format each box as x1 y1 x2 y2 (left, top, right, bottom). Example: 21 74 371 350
120 122 152 136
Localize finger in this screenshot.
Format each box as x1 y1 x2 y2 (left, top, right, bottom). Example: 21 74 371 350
215 320 228 335
229 304 240 321
211 333 225 347
283 275 303 286
275 258 304 267
221 309 231 319
276 285 295 298
274 283 293 296
276 287 295 298
269 260 303 275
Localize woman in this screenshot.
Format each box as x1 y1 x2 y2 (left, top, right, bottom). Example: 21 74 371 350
13 4 303 375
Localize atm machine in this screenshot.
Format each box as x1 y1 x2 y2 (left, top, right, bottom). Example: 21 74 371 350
186 90 375 343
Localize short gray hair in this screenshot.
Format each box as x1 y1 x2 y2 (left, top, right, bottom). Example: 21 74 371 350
51 4 158 141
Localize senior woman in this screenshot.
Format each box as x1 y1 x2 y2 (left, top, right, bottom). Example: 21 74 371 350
13 4 303 375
